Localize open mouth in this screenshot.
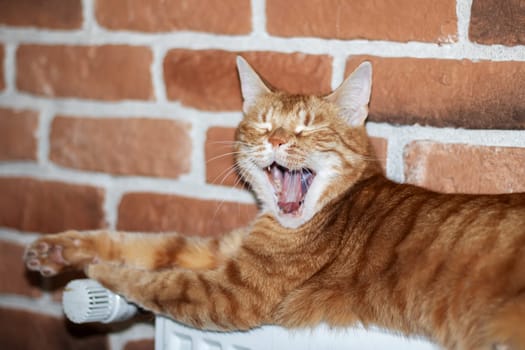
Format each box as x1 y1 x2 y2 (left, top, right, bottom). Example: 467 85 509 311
265 162 315 215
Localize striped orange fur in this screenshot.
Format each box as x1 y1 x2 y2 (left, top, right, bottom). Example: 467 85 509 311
25 58 525 349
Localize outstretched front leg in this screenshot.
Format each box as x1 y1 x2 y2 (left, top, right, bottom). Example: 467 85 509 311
82 224 335 331
86 261 272 330
24 228 247 276
24 217 331 331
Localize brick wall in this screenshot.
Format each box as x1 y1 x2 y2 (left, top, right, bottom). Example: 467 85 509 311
0 0 524 349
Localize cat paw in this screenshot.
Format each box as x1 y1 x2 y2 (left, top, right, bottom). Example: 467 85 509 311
24 231 96 276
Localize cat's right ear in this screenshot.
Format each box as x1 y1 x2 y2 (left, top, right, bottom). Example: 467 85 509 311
236 56 271 114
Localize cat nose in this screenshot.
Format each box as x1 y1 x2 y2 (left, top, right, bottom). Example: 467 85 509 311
268 135 286 147
268 127 289 148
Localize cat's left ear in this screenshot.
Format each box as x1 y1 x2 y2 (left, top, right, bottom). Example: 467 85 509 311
236 56 272 114
325 62 372 127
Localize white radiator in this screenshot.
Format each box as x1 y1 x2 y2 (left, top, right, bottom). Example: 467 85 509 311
155 317 440 350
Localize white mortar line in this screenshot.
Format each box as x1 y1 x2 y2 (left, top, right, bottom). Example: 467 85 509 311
0 228 40 245
36 105 53 167
0 294 64 318
0 93 243 126
330 54 347 90
251 0 267 37
197 112 244 127
104 186 121 230
383 136 408 184
151 45 168 103
81 0 96 32
3 43 16 94
456 0 473 44
367 123 525 147
180 119 208 185
1 28 524 61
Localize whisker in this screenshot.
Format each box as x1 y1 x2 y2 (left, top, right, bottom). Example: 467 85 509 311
206 151 246 164
209 164 238 186
210 163 256 227
205 148 262 164
206 140 253 147
235 160 258 186
232 164 254 188
217 165 246 188
351 153 385 163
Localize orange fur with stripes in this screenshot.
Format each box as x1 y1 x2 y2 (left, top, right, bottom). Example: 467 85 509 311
25 58 525 349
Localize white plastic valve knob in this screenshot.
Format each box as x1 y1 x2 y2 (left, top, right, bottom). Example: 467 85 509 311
63 279 138 324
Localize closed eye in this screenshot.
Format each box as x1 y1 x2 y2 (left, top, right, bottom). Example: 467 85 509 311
295 125 322 136
255 122 272 132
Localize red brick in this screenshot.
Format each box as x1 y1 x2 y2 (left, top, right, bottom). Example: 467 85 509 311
0 307 109 350
124 339 154 350
118 192 258 236
0 108 38 161
0 241 42 297
267 0 457 43
346 57 525 129
164 50 332 111
0 0 82 29
96 0 250 34
405 141 525 194
0 45 4 90
50 116 191 178
205 127 246 188
0 178 106 233
469 0 525 46
17 45 153 101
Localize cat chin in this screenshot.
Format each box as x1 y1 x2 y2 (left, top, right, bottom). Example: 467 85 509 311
264 210 305 228
265 205 316 229
275 214 311 229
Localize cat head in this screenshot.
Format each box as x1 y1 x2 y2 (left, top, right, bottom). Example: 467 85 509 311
235 57 378 228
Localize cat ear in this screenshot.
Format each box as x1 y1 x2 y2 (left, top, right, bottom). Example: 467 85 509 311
236 56 271 114
325 62 372 127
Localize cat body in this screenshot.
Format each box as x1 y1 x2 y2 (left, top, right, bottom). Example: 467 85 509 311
25 58 525 349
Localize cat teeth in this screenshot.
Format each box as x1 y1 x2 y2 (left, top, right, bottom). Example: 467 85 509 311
270 165 283 193
274 178 282 193
271 165 283 181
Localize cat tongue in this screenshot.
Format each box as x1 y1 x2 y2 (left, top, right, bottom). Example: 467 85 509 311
278 170 302 214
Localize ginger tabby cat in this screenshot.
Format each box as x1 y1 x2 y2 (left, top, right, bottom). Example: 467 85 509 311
25 57 525 350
